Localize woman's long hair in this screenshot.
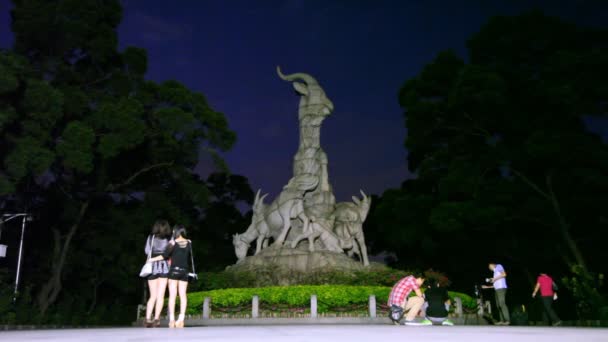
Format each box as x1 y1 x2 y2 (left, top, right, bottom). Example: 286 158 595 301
151 220 172 238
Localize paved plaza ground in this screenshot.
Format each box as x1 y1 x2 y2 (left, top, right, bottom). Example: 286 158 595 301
1 325 607 342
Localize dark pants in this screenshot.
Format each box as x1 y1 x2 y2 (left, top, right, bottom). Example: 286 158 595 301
541 296 560 324
495 289 510 322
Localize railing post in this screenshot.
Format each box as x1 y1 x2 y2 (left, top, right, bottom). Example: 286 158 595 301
202 297 211 319
252 295 259 318
454 297 463 317
136 304 145 321
368 295 376 318
310 295 317 318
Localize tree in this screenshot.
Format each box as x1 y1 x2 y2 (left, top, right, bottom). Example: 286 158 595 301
366 11 608 297
1 0 236 316
195 173 255 270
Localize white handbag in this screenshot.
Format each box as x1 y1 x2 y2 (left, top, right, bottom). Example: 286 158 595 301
139 235 154 278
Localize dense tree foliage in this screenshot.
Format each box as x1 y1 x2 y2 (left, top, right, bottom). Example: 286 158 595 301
0 0 251 324
365 11 608 319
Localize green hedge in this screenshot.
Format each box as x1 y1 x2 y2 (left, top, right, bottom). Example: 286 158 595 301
184 285 476 315
197 267 413 290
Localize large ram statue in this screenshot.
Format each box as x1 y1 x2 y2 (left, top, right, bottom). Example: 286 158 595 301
232 67 371 269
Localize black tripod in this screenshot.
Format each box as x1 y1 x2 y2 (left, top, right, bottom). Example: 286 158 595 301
475 284 496 325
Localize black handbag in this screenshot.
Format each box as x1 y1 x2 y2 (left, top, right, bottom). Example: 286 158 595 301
389 304 404 323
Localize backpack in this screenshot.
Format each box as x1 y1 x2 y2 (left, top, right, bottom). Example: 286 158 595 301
389 304 404 323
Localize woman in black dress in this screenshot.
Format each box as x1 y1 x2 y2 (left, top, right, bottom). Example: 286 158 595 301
424 281 454 326
148 226 193 328
143 220 172 327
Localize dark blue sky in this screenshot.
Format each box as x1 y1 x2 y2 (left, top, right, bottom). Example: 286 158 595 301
1 0 607 201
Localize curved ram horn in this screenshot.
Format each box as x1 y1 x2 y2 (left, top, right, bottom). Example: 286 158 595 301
260 193 268 203
359 190 367 198
276 66 318 85
359 190 369 203
254 189 261 202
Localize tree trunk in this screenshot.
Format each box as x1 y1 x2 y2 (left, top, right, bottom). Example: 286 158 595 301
511 169 588 272
36 162 172 315
545 174 588 272
87 278 103 315
37 201 89 315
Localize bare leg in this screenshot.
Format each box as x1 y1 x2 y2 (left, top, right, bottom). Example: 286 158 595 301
146 278 158 321
154 277 168 320
168 279 178 325
262 238 269 249
176 280 189 327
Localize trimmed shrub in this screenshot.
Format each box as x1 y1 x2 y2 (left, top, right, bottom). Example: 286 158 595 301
185 285 476 316
197 267 413 291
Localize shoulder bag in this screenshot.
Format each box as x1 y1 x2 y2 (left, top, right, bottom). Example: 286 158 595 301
139 235 154 278
187 241 198 283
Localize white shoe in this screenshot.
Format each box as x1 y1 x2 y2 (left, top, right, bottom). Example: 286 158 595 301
442 319 454 326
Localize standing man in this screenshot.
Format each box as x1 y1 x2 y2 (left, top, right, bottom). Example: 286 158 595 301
483 262 510 325
532 272 562 326
388 273 431 325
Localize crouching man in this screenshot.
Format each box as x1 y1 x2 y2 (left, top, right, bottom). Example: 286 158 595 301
388 273 431 325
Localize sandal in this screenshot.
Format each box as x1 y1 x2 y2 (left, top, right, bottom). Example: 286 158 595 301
168 320 176 328
144 319 154 328
153 319 160 328
175 320 184 328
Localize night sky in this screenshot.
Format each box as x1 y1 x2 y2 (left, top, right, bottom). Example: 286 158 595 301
1 0 607 201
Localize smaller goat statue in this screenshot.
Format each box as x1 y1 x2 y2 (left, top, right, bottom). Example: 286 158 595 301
289 215 344 254
288 190 372 266
233 179 313 262
333 190 371 266
233 190 270 262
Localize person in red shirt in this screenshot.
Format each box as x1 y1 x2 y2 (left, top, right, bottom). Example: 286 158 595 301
388 273 429 325
532 273 561 326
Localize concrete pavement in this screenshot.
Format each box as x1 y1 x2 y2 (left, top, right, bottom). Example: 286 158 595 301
1 325 606 342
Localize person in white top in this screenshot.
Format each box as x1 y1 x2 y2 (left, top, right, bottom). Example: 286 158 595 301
482 262 510 325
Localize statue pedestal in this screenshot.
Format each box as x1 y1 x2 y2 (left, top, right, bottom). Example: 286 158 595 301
226 246 368 285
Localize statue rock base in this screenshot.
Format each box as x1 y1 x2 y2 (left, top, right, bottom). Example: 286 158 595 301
226 246 374 286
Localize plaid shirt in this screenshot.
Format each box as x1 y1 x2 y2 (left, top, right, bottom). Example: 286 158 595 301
388 276 419 306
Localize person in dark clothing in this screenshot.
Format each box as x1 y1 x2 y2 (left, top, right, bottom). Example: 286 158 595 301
143 220 172 328
425 281 454 326
148 226 193 328
532 273 562 326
